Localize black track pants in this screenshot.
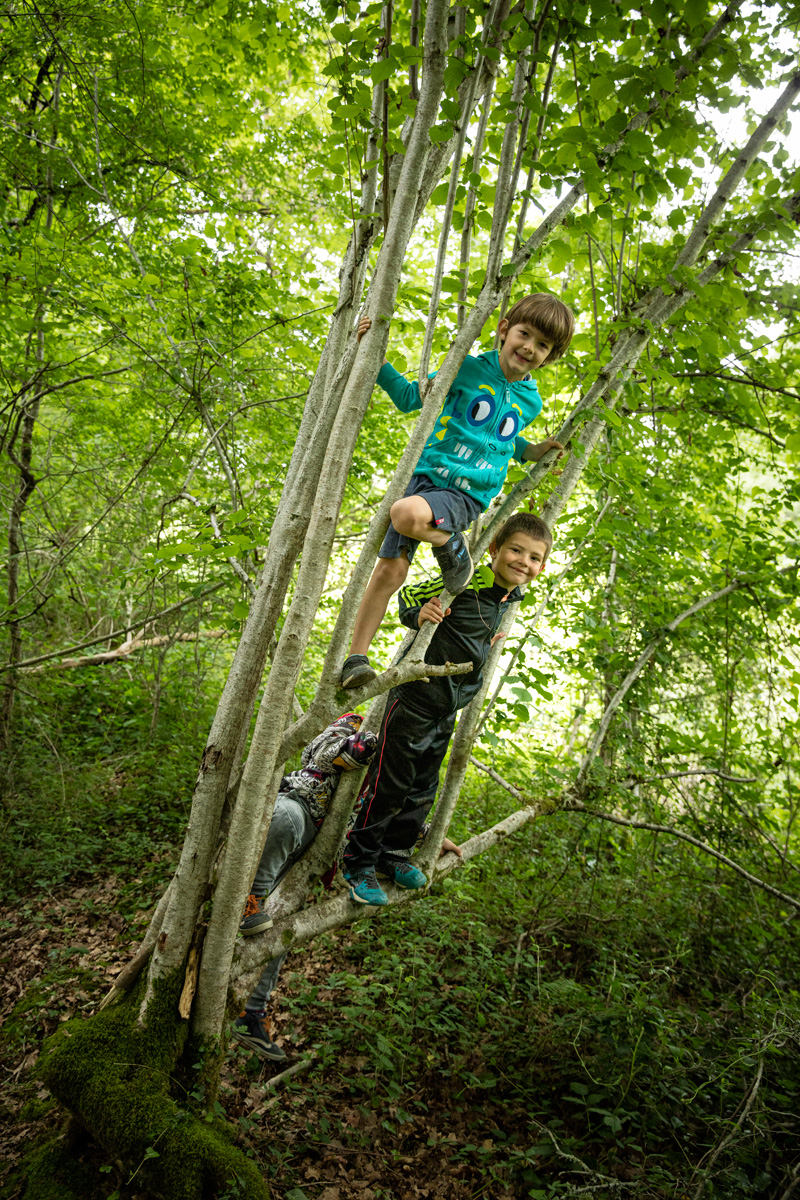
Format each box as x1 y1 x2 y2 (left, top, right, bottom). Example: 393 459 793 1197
343 688 456 871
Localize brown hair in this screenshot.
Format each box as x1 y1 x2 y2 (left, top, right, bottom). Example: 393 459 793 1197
493 512 553 562
501 293 575 363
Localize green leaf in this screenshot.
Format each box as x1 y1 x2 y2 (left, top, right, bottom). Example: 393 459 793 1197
443 57 469 91
597 403 622 428
682 0 707 27
654 62 676 91
547 239 572 273
370 58 394 82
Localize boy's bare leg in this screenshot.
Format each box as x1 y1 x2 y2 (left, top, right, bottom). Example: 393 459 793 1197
392 494 473 594
342 494 471 688
348 553 410 658
347 495 442 666
389 495 451 547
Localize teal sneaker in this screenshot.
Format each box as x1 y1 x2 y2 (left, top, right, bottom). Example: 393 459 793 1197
343 867 388 906
379 860 427 890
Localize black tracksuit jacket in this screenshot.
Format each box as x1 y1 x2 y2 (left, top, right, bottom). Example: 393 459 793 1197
343 570 522 871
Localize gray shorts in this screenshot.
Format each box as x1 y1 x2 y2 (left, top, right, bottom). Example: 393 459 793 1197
379 473 482 562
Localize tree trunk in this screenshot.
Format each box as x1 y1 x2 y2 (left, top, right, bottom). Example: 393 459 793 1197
35 9 800 1197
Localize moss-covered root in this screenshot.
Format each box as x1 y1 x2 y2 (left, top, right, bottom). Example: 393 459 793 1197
35 973 268 1200
20 1124 100 1200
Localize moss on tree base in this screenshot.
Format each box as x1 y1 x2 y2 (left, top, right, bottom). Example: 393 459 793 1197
34 972 267 1200
20 1129 102 1200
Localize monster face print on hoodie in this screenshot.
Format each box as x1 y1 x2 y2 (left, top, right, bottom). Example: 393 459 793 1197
375 349 542 512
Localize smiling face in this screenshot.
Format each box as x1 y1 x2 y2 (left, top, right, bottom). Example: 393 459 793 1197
489 532 549 591
497 319 555 381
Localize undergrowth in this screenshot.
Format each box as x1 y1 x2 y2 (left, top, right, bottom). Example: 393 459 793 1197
2 669 799 1198
252 800 800 1199
0 662 216 898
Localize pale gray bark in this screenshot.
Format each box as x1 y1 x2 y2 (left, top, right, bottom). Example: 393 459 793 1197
0 582 226 674
98 881 174 1011
23 629 225 672
465 758 800 913
275 0 756 736
227 187 800 1007
190 0 455 1040
2 334 44 744
627 769 759 785
568 803 800 915
119 0 800 1041
2 67 61 746
674 73 800 271
475 496 613 737
139 83 387 1007
230 800 544 1004
417 2 501 382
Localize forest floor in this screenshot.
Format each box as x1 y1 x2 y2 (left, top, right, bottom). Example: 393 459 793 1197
2 813 799 1200
0 871 521 1200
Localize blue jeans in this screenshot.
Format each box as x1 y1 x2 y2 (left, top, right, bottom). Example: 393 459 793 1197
245 791 317 1011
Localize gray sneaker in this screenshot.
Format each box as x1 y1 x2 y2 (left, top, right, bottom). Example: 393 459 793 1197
231 1012 287 1062
432 532 473 593
341 653 377 689
239 894 273 936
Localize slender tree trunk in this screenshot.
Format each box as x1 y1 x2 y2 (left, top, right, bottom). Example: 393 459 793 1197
93 0 800 1096
2 63 61 747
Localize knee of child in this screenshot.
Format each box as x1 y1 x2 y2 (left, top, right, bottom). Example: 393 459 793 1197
375 555 409 590
390 497 419 536
268 798 301 841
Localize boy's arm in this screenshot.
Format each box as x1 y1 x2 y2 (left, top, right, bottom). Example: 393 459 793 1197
376 361 423 414
518 436 565 462
398 574 447 629
359 316 424 414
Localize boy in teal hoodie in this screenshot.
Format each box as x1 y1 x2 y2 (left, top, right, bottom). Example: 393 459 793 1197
341 293 574 689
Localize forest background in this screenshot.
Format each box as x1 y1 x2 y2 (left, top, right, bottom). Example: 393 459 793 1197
1 0 800 1197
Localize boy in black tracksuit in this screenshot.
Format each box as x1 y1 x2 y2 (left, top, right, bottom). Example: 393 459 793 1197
342 512 552 905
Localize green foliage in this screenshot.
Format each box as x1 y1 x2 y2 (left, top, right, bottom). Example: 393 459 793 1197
2 0 800 1194
1 653 217 896
265 792 800 1198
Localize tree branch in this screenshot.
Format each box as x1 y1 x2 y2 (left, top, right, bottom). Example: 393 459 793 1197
624 768 759 785
466 756 800 913
0 581 227 673
23 628 226 672
633 402 786 448
577 564 797 788
567 801 800 911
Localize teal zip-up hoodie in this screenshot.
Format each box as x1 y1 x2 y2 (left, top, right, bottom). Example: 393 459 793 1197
376 349 542 511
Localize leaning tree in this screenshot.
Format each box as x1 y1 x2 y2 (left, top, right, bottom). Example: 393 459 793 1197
9 0 799 1194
